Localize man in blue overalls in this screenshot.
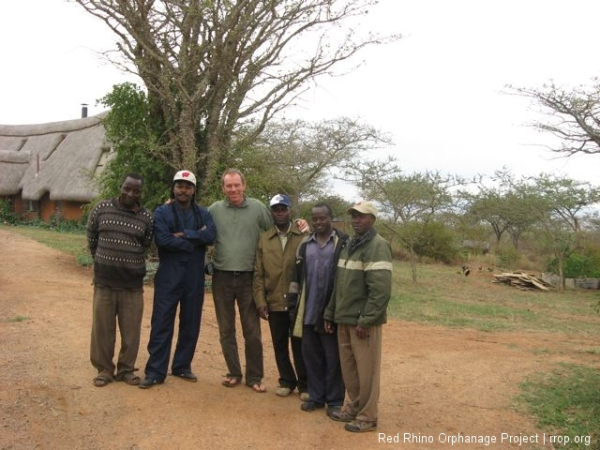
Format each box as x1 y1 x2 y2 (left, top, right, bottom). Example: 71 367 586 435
139 170 216 388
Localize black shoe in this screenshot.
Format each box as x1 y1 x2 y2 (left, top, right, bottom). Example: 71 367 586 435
301 401 325 412
344 420 377 433
328 408 355 422
326 405 341 418
172 371 198 382
138 377 163 389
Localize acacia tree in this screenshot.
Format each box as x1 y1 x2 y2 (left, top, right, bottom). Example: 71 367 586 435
238 117 391 203
354 159 458 283
296 194 352 222
517 174 600 288
464 169 540 249
508 79 600 156
75 0 395 194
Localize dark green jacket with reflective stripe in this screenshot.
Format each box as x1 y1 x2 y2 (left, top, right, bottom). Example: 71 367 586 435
324 229 393 328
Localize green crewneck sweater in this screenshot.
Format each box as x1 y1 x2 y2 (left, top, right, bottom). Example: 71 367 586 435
208 196 273 271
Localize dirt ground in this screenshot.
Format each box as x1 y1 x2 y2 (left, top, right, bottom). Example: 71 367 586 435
1 228 599 450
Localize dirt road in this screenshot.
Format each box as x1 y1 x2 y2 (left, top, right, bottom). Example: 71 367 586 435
1 228 598 450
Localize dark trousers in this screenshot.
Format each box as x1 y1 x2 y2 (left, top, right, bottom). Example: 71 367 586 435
212 270 263 385
90 285 144 378
145 260 205 381
268 311 307 391
302 325 345 406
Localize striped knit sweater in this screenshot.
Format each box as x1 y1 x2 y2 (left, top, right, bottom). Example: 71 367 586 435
86 198 154 289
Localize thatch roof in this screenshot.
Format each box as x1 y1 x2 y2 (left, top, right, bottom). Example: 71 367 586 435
0 113 110 201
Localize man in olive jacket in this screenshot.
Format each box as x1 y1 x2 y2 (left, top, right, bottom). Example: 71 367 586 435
254 194 308 398
324 201 392 433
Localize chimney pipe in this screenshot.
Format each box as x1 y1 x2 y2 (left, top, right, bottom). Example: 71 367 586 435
81 103 88 118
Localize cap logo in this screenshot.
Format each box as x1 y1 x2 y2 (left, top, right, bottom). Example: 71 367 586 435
182 172 191 178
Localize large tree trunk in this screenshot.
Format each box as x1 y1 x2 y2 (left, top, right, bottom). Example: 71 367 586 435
178 103 198 171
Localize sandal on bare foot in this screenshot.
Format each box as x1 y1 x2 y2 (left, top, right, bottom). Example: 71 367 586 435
222 376 241 388
115 372 141 386
249 383 267 393
93 374 113 387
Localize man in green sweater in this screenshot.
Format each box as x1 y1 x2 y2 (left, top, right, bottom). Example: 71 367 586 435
324 201 392 432
87 173 154 387
208 169 273 393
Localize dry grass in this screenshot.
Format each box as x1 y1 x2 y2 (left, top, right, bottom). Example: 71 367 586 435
390 260 600 334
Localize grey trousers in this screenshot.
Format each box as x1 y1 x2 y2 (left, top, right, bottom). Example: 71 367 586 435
90 285 144 378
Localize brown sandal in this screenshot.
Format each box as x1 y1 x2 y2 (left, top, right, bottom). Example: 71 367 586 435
116 372 141 386
93 374 113 387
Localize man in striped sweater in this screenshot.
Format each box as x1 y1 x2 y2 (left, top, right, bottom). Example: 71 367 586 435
87 172 154 387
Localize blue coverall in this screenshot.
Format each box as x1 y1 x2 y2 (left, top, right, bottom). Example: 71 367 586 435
144 202 216 381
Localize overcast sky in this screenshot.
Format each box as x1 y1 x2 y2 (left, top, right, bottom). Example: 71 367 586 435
2 0 600 187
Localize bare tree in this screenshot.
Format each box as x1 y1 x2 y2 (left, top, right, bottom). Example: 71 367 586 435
508 79 600 157
74 0 397 191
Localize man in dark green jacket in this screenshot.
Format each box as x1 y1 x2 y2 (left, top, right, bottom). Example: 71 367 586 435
324 201 392 433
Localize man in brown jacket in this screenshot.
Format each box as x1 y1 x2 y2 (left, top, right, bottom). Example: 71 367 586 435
254 194 308 398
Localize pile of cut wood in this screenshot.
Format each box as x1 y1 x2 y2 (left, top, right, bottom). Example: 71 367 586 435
492 272 554 291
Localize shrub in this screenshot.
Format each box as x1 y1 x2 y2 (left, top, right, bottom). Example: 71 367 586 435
0 199 19 224
410 221 458 264
47 214 86 232
496 245 519 269
547 249 600 278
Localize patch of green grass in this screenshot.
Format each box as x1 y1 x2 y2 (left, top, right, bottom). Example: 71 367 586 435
391 295 539 331
76 253 94 267
519 364 600 449
6 315 29 322
1 224 87 256
1 224 90 265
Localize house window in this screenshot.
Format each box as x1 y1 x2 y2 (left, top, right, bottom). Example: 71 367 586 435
28 200 39 212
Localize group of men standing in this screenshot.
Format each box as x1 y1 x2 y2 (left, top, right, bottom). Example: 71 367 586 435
86 168 392 433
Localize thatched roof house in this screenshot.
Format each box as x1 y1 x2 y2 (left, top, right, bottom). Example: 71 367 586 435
0 113 111 222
